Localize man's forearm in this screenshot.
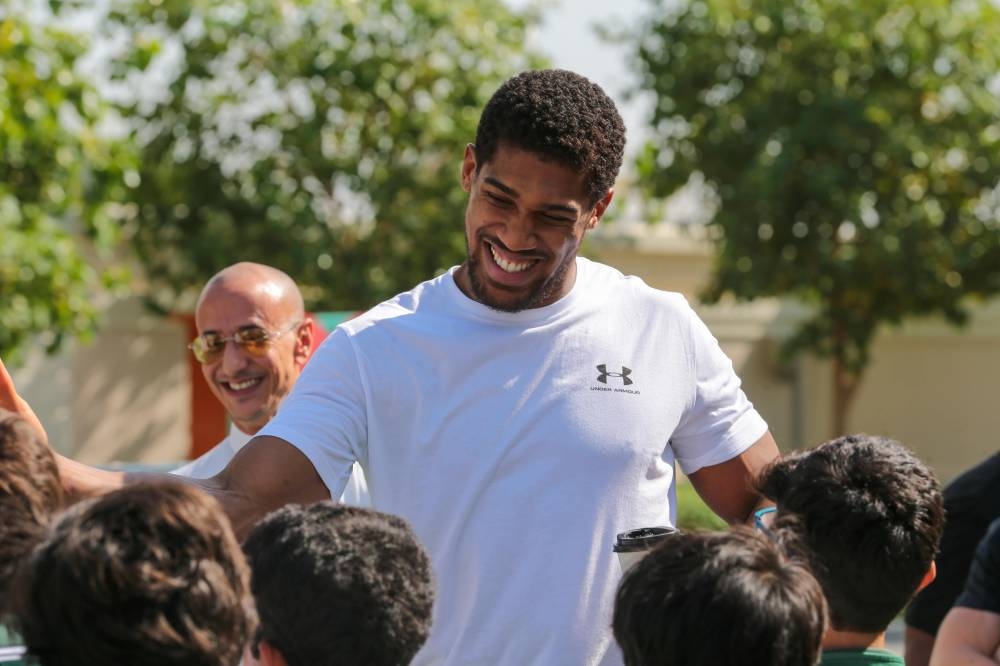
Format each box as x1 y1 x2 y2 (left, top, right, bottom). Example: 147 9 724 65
56 453 126 502
58 452 274 539
931 646 1000 665
930 608 1000 666
688 431 781 525
58 454 199 504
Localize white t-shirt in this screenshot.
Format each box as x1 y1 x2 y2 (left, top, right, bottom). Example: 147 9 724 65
260 257 768 666
173 425 371 507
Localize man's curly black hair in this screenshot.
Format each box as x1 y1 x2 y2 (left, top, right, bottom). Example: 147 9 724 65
474 69 626 206
243 503 434 666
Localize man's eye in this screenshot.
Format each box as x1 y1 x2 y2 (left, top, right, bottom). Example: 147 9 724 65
541 214 574 225
237 328 270 343
202 335 225 350
484 192 512 207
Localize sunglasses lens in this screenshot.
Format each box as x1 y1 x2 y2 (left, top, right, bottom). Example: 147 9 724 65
236 328 271 356
191 336 225 364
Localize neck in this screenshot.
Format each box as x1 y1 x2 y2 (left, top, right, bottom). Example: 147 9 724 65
823 627 886 651
233 421 262 436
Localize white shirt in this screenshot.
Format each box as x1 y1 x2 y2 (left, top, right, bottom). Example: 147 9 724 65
260 258 767 665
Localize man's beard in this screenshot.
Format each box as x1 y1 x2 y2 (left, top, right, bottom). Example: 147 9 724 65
464 239 577 313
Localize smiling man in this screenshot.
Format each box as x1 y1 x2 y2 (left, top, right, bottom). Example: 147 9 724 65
172 262 368 506
455 144 610 312
245 70 779 665
4 70 777 666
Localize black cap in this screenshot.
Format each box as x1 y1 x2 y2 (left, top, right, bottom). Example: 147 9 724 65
613 526 678 553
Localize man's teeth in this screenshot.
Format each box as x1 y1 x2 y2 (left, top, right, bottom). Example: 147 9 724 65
490 246 533 273
228 378 261 391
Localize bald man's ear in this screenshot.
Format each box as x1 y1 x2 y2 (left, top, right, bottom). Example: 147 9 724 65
295 317 314 367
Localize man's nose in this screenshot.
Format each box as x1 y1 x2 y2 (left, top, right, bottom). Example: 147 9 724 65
497 213 537 252
219 338 250 373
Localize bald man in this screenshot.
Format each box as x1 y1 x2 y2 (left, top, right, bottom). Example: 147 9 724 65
173 263 368 506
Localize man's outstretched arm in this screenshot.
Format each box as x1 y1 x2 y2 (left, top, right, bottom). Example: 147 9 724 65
1 356 330 537
198 435 331 538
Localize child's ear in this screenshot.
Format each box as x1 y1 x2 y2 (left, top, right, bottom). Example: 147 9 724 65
917 560 937 593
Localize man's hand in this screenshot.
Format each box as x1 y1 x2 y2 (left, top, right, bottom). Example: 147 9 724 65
0 356 48 443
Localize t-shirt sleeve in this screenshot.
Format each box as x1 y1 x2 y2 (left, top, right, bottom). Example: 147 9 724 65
954 518 1000 614
669 299 768 475
258 327 368 500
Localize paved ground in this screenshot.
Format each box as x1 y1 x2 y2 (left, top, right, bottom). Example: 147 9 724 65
885 617 905 656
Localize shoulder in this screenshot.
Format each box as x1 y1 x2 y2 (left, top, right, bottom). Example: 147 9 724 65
338 270 457 336
578 257 692 312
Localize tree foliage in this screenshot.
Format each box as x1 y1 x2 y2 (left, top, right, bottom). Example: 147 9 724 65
0 11 134 361
631 0 1000 432
98 0 545 311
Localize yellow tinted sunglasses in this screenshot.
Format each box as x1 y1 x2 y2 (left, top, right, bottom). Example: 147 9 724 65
188 322 300 364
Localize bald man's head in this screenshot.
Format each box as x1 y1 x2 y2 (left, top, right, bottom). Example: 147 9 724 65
192 263 312 435
197 263 305 322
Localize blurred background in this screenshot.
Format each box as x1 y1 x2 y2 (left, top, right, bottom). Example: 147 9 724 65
2 0 998 482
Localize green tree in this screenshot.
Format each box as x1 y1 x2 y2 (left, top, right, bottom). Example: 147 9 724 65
0 12 135 362
98 0 545 311
630 0 1000 435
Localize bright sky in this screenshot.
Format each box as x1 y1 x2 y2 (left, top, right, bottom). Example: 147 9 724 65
505 0 706 223
506 0 654 155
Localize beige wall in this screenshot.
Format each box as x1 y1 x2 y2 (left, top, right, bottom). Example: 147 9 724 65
14 297 190 465
590 224 1000 484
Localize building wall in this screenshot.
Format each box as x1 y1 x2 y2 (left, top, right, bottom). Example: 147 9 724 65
14 297 191 466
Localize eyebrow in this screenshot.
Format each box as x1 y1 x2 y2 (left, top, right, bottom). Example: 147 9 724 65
482 176 580 215
200 323 266 336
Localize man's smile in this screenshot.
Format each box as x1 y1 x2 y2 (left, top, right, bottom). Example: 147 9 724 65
219 376 265 395
488 242 538 274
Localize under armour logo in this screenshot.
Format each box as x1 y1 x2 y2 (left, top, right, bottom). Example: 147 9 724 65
596 364 633 385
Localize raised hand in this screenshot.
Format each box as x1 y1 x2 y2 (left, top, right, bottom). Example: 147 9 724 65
0 356 48 443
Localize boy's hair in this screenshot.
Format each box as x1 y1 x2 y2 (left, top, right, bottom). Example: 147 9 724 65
613 527 827 666
14 481 255 666
474 69 626 206
0 408 62 613
243 503 434 666
756 434 944 633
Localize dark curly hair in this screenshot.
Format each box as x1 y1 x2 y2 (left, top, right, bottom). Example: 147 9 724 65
0 408 62 615
613 527 827 666
756 434 944 633
13 481 255 666
474 69 626 206
243 503 434 666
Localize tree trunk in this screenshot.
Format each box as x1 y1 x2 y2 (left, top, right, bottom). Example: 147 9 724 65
831 357 862 438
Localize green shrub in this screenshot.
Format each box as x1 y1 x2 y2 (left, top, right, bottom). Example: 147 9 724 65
675 481 727 532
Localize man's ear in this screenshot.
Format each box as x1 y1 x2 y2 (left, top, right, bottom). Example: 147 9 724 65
586 188 615 230
295 317 315 367
258 640 288 666
461 143 477 193
917 560 937 593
